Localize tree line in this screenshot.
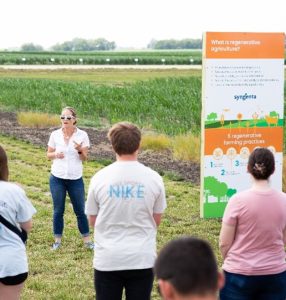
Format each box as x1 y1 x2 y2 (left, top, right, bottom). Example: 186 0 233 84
148 39 202 49
21 38 116 52
19 38 203 51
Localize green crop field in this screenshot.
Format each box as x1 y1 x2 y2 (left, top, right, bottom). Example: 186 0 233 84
0 50 202 65
1 50 286 65
0 68 202 135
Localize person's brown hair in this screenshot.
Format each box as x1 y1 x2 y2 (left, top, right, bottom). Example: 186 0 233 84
155 236 218 296
0 145 9 181
108 122 141 155
247 147 275 180
62 106 77 125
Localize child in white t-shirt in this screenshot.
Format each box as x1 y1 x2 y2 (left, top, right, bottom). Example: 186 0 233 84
85 122 167 300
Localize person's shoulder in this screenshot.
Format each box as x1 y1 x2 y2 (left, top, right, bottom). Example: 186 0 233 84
91 163 116 179
235 189 252 197
227 189 249 205
50 128 62 136
1 181 25 195
88 165 111 190
148 167 162 179
76 127 88 136
271 189 286 200
137 163 163 180
11 182 26 193
235 188 258 201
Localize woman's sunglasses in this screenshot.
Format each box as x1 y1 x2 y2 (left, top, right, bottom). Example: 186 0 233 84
60 115 74 121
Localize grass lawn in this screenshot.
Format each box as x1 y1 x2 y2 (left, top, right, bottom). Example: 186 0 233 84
0 134 222 299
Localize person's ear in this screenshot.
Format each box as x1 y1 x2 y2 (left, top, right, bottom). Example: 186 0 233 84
158 279 176 300
217 271 225 290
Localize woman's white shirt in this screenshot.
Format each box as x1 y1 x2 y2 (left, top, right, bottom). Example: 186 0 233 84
0 181 36 277
48 128 90 179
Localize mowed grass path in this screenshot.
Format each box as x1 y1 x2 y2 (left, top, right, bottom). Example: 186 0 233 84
0 68 201 85
1 135 222 299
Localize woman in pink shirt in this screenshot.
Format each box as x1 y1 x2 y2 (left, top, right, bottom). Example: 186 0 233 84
219 147 286 300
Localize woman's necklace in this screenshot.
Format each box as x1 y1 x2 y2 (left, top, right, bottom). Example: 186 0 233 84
63 128 74 141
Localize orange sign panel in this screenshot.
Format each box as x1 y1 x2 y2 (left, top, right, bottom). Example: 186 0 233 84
205 32 285 59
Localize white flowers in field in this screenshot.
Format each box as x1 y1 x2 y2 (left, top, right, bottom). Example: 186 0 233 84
79 58 83 63
22 57 26 61
106 58 110 62
50 58 55 62
190 58 194 64
161 58 165 64
134 58 139 63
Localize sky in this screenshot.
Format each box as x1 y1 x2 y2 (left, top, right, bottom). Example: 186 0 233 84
1 0 285 50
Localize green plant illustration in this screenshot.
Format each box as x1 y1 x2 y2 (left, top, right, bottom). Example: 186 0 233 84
204 176 237 203
207 112 218 122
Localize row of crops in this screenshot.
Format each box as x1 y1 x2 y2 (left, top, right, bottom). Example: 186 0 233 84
0 50 202 65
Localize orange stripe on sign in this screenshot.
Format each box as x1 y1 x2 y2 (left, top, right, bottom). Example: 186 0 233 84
204 127 283 155
205 32 285 59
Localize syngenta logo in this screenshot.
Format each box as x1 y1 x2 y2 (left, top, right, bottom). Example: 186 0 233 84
234 93 256 101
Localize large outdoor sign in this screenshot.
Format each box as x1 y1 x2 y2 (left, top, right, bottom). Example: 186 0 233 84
200 32 285 218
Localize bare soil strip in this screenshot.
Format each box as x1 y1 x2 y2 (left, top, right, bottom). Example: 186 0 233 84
0 111 200 184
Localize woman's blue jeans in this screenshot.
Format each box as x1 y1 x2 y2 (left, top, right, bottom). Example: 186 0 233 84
220 270 286 300
49 174 89 238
